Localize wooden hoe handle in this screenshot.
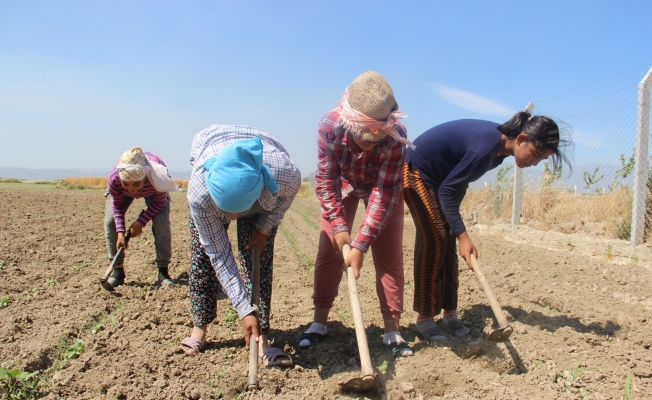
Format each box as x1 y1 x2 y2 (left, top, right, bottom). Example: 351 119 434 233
247 244 261 389
470 254 509 329
343 244 374 377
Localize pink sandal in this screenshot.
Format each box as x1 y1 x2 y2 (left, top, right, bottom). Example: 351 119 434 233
260 347 293 367
177 337 206 356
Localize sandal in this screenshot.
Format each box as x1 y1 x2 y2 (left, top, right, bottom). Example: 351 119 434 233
416 319 448 342
260 347 293 367
385 341 414 357
442 316 470 338
177 337 206 356
298 332 325 348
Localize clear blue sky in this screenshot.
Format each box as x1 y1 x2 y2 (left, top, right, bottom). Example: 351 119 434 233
1 1 651 179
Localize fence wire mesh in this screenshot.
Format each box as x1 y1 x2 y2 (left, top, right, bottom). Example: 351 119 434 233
461 66 651 244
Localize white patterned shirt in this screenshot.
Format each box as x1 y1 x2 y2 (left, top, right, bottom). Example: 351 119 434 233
188 125 301 319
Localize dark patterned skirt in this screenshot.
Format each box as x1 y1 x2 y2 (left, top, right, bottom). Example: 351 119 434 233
402 163 459 316
188 210 277 334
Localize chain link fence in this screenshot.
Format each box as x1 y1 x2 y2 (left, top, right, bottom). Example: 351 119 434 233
460 66 652 251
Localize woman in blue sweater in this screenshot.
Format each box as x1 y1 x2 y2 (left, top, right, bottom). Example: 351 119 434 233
403 111 570 341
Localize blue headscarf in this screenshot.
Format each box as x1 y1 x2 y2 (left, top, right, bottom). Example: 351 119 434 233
203 137 277 213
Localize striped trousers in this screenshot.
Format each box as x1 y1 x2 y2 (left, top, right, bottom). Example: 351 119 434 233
402 163 459 316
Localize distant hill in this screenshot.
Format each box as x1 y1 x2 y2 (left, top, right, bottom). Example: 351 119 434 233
0 167 191 181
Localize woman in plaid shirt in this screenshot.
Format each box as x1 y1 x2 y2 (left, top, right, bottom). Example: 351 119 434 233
178 125 301 367
299 71 416 357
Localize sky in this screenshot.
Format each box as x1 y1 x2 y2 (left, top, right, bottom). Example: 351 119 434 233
1 0 651 183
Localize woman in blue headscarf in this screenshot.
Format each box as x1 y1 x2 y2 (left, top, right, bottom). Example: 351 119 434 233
178 125 301 368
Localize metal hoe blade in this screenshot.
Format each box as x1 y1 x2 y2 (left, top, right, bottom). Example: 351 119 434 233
339 374 376 392
486 325 513 343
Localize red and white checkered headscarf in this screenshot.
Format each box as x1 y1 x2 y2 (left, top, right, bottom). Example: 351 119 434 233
337 88 415 150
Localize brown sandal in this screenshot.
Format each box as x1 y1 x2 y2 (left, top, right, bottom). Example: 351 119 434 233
177 337 206 356
260 347 293 367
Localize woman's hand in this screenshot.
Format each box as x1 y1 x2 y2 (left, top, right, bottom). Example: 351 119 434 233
116 232 128 251
241 312 260 346
129 221 143 238
344 246 365 279
247 227 269 251
333 231 351 250
457 231 478 270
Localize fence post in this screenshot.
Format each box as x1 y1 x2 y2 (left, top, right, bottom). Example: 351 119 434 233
630 66 652 254
511 102 535 232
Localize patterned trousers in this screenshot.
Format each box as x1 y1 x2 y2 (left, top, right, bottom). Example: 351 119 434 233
188 211 278 335
402 164 459 316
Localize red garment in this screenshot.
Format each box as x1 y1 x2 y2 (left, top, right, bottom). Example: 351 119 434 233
315 109 407 253
312 194 405 320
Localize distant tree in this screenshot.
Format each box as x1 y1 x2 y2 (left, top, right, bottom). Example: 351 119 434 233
493 166 513 217
617 151 636 180
609 150 635 192
583 167 604 193
543 162 562 187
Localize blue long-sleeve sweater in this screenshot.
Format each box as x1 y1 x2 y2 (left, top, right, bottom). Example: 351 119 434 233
406 119 507 236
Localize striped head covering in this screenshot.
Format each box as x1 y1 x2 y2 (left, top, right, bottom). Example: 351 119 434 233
117 147 150 182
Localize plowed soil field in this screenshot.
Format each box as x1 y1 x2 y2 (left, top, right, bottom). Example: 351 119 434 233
2 186 652 400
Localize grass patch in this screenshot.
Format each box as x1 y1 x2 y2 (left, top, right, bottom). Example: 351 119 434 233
173 179 188 190
295 182 310 198
0 365 45 400
556 359 591 389
63 177 106 189
208 369 229 386
544 305 560 314
462 186 634 240
49 336 82 373
89 315 118 335
73 262 92 272
0 182 60 191
87 302 123 335
290 208 319 231
224 306 238 330
378 359 388 374
64 339 84 360
279 222 314 269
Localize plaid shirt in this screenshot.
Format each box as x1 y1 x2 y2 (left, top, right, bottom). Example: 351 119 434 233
107 152 168 233
316 109 407 253
187 125 301 319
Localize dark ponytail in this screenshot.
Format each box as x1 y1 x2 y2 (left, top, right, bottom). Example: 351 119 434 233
498 111 572 172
